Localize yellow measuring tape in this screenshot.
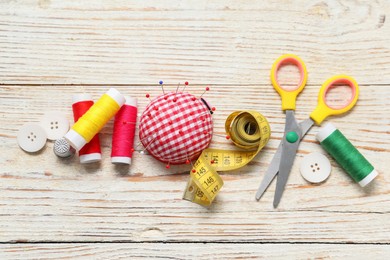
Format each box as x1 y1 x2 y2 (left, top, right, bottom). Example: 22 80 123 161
183 111 271 206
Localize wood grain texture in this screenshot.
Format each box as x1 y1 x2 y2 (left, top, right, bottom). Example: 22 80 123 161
1 243 390 259
0 84 389 244
1 0 390 258
0 0 389 85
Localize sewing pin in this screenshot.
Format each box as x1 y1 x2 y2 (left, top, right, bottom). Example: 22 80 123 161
176 82 181 94
199 87 210 99
146 94 152 103
140 135 158 154
159 80 165 95
122 121 137 125
182 81 189 92
214 133 231 140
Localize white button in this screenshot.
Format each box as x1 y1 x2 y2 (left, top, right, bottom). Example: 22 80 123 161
39 112 69 141
300 152 331 183
17 123 47 153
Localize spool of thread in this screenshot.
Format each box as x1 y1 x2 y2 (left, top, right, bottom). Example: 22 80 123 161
65 88 125 151
111 96 138 164
72 94 102 163
316 123 378 187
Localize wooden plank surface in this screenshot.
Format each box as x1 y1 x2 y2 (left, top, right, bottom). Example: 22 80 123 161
1 243 390 259
1 84 389 244
0 0 389 85
0 0 390 258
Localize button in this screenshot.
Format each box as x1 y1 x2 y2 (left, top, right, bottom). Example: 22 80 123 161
53 138 75 158
17 123 47 153
300 152 331 183
286 131 299 143
40 112 69 141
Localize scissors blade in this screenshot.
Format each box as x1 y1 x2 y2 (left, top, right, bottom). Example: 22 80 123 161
256 118 314 202
255 141 283 200
299 118 314 138
273 110 302 208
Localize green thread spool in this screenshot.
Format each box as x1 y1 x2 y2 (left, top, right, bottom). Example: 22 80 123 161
316 123 378 187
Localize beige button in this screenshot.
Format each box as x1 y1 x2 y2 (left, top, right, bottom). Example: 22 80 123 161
300 152 331 183
17 123 47 153
40 112 69 140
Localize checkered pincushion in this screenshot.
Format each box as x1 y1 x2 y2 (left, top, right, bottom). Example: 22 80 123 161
139 92 213 165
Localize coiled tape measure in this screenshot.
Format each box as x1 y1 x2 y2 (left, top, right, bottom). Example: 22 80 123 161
183 111 271 206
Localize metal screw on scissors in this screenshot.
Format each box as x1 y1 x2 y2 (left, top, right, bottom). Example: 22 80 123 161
256 54 359 208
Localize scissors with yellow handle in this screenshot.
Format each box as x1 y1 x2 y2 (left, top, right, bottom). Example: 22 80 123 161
256 54 359 207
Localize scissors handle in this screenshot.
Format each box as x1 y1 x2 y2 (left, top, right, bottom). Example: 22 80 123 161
270 54 308 111
310 75 359 125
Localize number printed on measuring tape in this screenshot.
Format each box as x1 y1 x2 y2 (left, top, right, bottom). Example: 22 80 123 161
183 111 271 207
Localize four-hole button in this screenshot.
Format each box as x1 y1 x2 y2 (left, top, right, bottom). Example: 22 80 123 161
300 152 331 183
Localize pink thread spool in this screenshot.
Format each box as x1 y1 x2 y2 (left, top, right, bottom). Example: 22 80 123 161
111 96 138 164
72 94 102 164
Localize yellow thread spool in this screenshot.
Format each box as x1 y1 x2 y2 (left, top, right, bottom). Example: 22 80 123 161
65 88 125 151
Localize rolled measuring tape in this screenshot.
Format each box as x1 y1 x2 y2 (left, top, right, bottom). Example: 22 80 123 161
316 123 378 187
183 111 271 206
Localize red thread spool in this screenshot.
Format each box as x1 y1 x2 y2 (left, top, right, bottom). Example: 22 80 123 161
72 94 102 164
111 96 138 165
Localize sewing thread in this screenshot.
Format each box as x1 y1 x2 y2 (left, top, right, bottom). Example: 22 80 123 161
316 123 378 187
65 88 125 151
72 94 102 163
111 96 138 165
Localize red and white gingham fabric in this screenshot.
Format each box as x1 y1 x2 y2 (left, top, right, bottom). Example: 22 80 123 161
139 92 213 164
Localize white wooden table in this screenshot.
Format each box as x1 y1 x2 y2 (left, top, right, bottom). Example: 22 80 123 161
1 1 389 259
